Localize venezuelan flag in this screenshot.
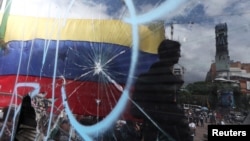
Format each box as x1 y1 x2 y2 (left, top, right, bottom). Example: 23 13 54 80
0 10 165 117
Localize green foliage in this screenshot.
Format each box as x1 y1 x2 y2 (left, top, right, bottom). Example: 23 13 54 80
234 92 250 111
185 81 213 95
181 80 250 111
178 88 192 104
178 81 210 107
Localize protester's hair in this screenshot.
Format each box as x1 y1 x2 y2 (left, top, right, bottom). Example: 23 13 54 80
158 39 181 59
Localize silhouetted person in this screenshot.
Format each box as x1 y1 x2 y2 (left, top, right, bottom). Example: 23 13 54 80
119 120 142 141
131 39 191 141
0 107 15 141
15 95 37 141
188 118 196 141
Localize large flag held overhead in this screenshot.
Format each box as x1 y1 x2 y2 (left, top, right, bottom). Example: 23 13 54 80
0 0 166 119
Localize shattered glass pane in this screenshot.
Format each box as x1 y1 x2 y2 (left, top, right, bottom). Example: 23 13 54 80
0 0 250 141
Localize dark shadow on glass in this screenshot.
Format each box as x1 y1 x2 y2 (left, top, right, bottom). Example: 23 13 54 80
130 39 192 141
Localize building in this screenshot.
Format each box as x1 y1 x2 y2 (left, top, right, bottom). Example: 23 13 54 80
205 23 250 95
214 23 230 79
173 63 185 80
206 61 250 95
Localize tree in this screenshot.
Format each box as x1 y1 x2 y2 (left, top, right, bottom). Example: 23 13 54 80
182 81 213 107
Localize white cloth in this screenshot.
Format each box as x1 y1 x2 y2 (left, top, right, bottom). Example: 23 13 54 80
189 122 196 136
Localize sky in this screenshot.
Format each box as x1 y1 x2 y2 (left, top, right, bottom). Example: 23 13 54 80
7 0 250 84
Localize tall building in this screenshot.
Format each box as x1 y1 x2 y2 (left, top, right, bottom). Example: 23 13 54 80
214 23 230 79
206 23 250 95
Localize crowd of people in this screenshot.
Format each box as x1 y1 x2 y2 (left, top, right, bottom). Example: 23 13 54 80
184 106 247 127
0 109 140 141
185 109 208 126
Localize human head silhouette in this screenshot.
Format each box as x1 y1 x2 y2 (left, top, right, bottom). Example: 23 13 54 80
157 39 181 65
